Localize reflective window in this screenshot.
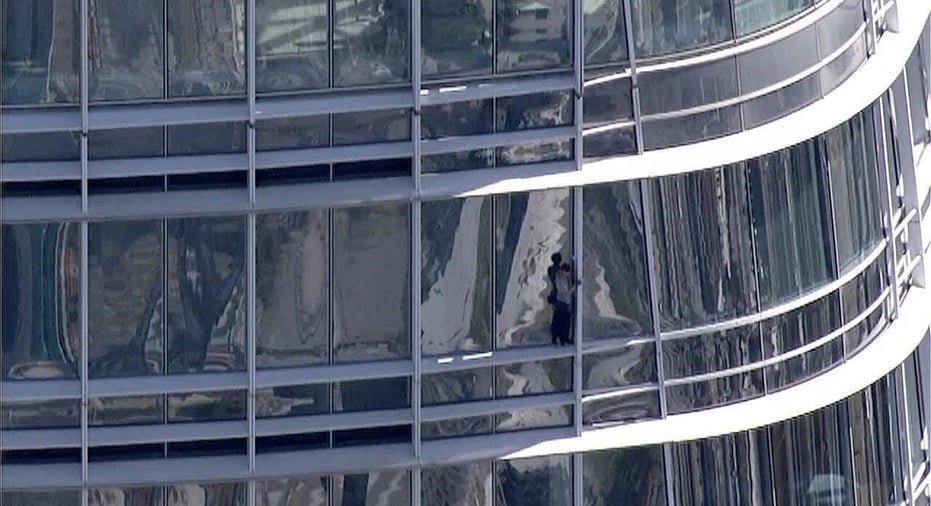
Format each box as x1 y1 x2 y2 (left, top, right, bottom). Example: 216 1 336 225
638 57 739 116
583 74 633 125
1 399 81 430
582 126 637 158
641 106 742 150
2 131 81 163
256 477 327 506
904 353 927 473
734 0 811 36
422 100 494 139
166 0 245 97
166 216 246 374
1 0 80 104
423 414 493 438
582 182 652 339
88 395 165 426
741 72 821 130
2 222 81 380
332 203 410 362
167 122 248 156
736 21 818 94
496 455 572 506
422 367 494 405
496 139 573 166
256 0 328 93
496 358 572 396
167 482 246 506
88 0 164 101
88 220 164 378
669 432 771 506
819 33 866 96
761 294 841 358
167 390 247 422
256 116 330 151
583 446 666 506
495 404 572 432
582 389 661 424
332 109 411 145
496 0 571 72
748 140 836 308
666 370 764 414
422 197 493 355
907 40 931 148
848 381 902 506
584 0 628 66
256 383 330 417
816 0 864 57
652 166 757 329
256 210 329 368
422 0 493 78
332 377 410 411
423 462 493 506
764 338 844 391
89 127 165 160
496 91 574 132
663 324 762 380
495 189 572 348
332 470 411 506
423 149 495 173
332 0 409 86
630 0 733 58
583 344 657 389
90 487 165 506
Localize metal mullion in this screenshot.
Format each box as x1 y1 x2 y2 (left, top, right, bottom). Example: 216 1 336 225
663 443 677 506
572 452 583 506
891 75 926 288
247 0 257 209
247 213 257 502
412 201 423 461
895 364 916 503
620 0 642 153
80 222 89 503
412 0 422 192
573 0 583 169
819 132 846 356
640 180 667 417
572 188 583 435
873 99 901 317
162 218 169 458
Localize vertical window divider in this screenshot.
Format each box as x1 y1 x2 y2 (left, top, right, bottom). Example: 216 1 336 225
873 99 901 317
80 0 90 498
895 364 918 502
163 218 169 447
640 180 668 418
572 188 583 435
411 200 423 506
246 0 257 493
820 133 846 357
573 0 583 169
621 0 643 153
572 452 583 506
891 74 926 288
662 443 677 506
742 161 766 392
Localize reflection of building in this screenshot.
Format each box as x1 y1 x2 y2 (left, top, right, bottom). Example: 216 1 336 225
2 0 931 504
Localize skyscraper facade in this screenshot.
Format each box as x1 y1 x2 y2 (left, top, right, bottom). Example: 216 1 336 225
1 0 930 504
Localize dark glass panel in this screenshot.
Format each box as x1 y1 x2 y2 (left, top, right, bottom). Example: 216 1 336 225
422 415 494 439
496 139 573 166
663 324 762 379
496 0 571 72
256 165 330 186
332 470 411 506
421 0 493 78
630 0 733 57
332 203 410 362
760 293 841 358
843 299 887 356
764 338 844 392
1 491 81 506
255 116 330 151
89 486 166 506
89 127 165 160
652 166 757 329
3 179 82 198
583 446 666 506
332 377 410 412
904 354 926 473
255 383 330 417
583 74 632 125
581 182 652 339
495 189 572 348
256 210 329 368
741 72 821 130
1 0 80 104
2 222 81 380
736 21 818 93
0 398 80 429
584 0 628 66
422 100 494 139
582 126 637 158
638 57 738 116
581 389 661 424
332 0 409 86
819 33 866 96
422 366 494 405
333 157 412 180
255 0 328 93
669 432 771 506
422 462 493 506
2 131 81 162
666 370 764 414
256 432 329 453
496 455 572 506
166 0 245 97
422 149 495 173
88 220 164 378
495 358 572 396
256 477 328 506
848 381 903 505
3 447 82 464
641 105 741 150
583 344 656 389
88 395 165 426
496 91 574 132
332 109 411 145
166 216 246 373
167 170 248 191
815 0 864 57
494 404 573 432
166 482 247 506
167 390 247 422
88 443 165 462
839 257 887 325
167 122 248 156
88 0 164 101
734 0 811 36
168 438 247 457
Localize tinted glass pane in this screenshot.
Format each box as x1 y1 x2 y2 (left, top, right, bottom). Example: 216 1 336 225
332 377 410 411
819 33 866 95
764 337 844 391
422 0 493 78
167 122 247 156
422 415 494 439
652 166 757 329
496 0 571 72
669 432 771 506
423 463 493 506
256 383 330 417
256 0 328 93
638 57 739 116
89 486 165 506
332 470 411 506
422 367 494 404
88 220 164 378
641 105 741 150
734 0 811 36
582 182 652 339
496 358 572 396
496 455 572 506
167 0 245 97
496 91 574 132
88 0 164 101
167 482 246 506
1 132 81 163
495 189 572 348
494 404 573 432
496 139 573 166
582 126 637 158
166 216 246 374
88 395 164 426
666 370 764 414
816 0 863 57
761 293 841 358
256 477 328 506
332 109 411 145
422 149 495 173
2 222 81 380
583 446 666 506
1 491 81 506
748 140 836 307
663 325 762 379
584 0 628 66
583 344 657 389
1 0 80 104
848 382 902 505
736 21 818 93
741 72 821 130
907 42 931 147
583 74 633 125
422 100 494 139
89 127 165 160
0 399 81 429
332 203 410 362
167 390 247 422
332 0 409 86
843 302 887 356
256 116 330 151
582 389 661 424
256 211 329 368
631 0 733 57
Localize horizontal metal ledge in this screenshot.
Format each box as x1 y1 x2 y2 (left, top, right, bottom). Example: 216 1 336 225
582 383 660 400
421 127 575 156
420 73 574 106
1 428 81 450
1 160 82 182
88 371 248 398
420 426 575 466
254 177 415 213
89 153 247 179
255 360 412 388
256 89 412 119
0 463 83 489
87 189 253 221
255 141 412 169
1 196 83 223
421 345 573 374
87 455 250 487
421 392 574 422
89 420 249 447
256 408 413 436
582 335 657 354
255 442 414 479
419 160 577 201
1 108 81 133
88 100 249 129
1 379 81 402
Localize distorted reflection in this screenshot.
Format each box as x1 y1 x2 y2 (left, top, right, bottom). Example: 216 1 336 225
256 477 327 506
256 0 329 92
495 405 572 432
662 324 762 379
583 446 666 506
88 395 165 426
496 91 574 132
167 390 247 422
666 370 764 414
669 432 770 506
583 0 628 66
631 0 733 57
0 399 81 430
331 470 411 506
167 482 246 506
734 0 811 35
421 0 493 77
167 0 245 97
88 0 165 101
332 0 409 86
89 487 165 506
422 367 494 405
583 344 657 389
422 414 494 439
256 383 330 417
495 358 572 396
496 0 571 72
496 455 572 506
422 463 493 506
582 389 661 424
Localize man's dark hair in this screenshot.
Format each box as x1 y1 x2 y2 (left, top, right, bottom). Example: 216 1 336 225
551 252 562 265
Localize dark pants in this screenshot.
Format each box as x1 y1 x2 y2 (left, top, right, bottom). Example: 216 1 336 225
551 301 572 345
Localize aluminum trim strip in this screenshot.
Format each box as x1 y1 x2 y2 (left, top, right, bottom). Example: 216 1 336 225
88 421 249 446
421 344 574 374
0 429 82 450
254 360 413 388
255 409 413 436
420 127 576 156
87 372 248 398
420 392 574 422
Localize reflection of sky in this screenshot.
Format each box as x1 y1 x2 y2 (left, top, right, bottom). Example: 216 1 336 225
257 3 327 55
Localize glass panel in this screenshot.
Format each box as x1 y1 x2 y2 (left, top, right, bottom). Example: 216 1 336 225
630 0 733 57
1 399 81 429
904 354 926 473
332 377 410 411
422 149 495 173
167 482 246 506
669 432 770 506
167 122 248 156
496 91 574 132
88 220 164 378
1 0 80 104
423 462 493 506
736 22 818 93
748 140 836 307
641 106 742 150
761 293 841 358
88 0 164 101
1 491 81 506
663 324 762 380
741 72 821 130
256 477 328 506
819 34 866 95
495 189 572 348
843 293 887 355
494 404 573 432
255 0 328 93
495 358 572 396
2 222 81 380
496 455 572 506
332 0 409 86
167 390 247 422
2 132 81 162
421 0 493 78
496 0 571 72
582 389 661 424
583 446 666 506
583 344 657 389
638 57 739 116
422 100 494 139
167 0 245 97
333 157 412 180
666 370 764 414
764 338 844 392
733 0 811 36
908 38 931 148
88 395 165 426
332 109 411 145
89 127 165 160
652 166 757 329
422 415 494 439
496 139 573 166
167 216 246 373
256 116 330 151
255 383 330 417
582 182 652 339
332 470 411 506
584 0 628 66
583 74 633 125
840 257 887 325
256 210 329 368
332 203 410 362
815 0 863 57
89 486 165 506
582 126 638 158
422 367 494 404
